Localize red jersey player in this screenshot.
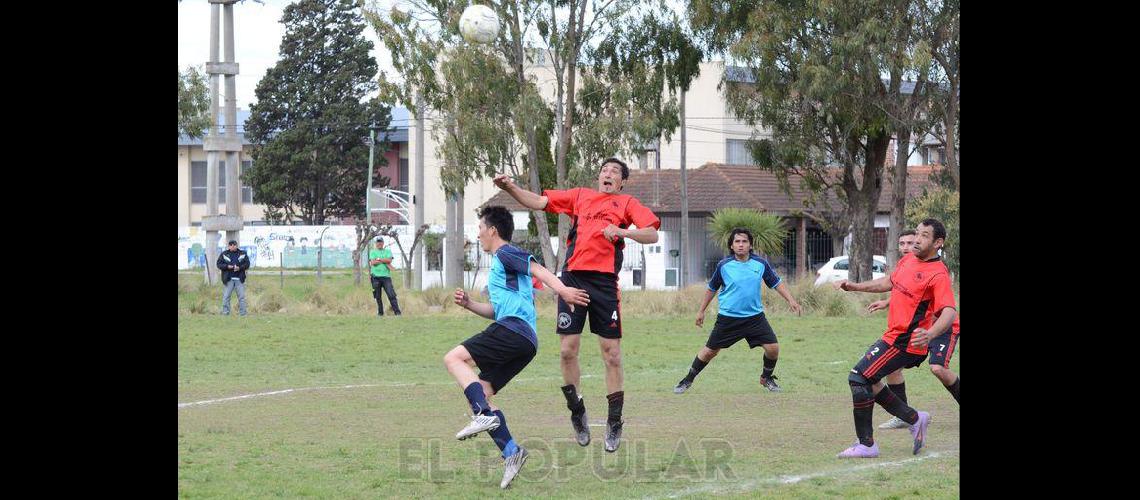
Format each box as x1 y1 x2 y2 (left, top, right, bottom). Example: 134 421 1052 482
493 157 660 453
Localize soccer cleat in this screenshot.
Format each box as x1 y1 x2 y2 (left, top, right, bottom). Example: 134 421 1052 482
604 420 624 453
570 409 590 446
500 446 529 489
837 441 880 458
879 416 912 429
759 375 782 392
455 413 500 441
674 379 693 394
909 411 931 455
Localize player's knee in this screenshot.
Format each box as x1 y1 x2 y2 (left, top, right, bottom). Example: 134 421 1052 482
848 372 870 387
929 364 946 377
764 344 779 357
560 347 578 363
604 349 623 368
703 348 719 359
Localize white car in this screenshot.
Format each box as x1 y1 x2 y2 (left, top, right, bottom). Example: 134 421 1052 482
814 255 888 287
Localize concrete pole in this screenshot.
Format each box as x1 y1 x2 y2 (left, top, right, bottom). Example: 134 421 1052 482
204 2 222 285
679 89 689 288
367 125 376 224
223 2 242 248
413 98 425 291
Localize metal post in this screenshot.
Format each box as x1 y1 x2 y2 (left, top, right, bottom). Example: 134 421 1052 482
367 125 376 225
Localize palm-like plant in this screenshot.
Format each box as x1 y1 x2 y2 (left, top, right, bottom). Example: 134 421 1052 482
706 208 788 258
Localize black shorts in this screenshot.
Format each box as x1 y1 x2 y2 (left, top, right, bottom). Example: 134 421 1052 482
926 330 959 368
556 270 622 339
851 339 926 384
706 313 778 349
461 323 538 394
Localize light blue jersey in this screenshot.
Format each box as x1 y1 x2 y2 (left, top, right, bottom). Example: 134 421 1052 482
707 254 782 317
488 244 539 347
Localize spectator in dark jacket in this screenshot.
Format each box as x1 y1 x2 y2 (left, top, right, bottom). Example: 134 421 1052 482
217 240 250 316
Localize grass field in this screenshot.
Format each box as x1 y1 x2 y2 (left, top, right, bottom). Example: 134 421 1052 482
178 280 959 498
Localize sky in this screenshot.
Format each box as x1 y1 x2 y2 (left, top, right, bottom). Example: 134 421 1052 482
178 0 398 112
178 0 694 120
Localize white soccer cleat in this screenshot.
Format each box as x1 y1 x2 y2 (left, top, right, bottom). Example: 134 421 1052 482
500 447 528 488
455 413 500 441
878 416 912 429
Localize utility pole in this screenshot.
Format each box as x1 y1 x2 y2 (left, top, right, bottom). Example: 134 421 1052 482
367 123 378 223
679 89 689 288
202 0 244 284
413 98 425 291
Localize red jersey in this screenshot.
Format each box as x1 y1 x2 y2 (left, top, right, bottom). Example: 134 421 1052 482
543 187 660 274
884 253 957 355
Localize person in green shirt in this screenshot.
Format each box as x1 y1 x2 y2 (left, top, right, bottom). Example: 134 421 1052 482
368 237 402 316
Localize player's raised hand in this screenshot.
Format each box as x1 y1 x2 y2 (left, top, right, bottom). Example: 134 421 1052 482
602 224 624 242
492 174 514 190
453 288 470 308
866 300 888 313
695 310 706 327
559 286 590 308
909 328 933 347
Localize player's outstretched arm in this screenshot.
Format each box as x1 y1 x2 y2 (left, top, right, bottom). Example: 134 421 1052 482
603 225 659 244
530 262 589 311
774 282 803 316
454 288 495 319
834 275 893 293
695 288 716 327
493 174 548 210
866 299 889 313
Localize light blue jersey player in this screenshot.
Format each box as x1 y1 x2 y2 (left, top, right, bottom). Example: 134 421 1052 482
442 205 589 489
674 228 802 394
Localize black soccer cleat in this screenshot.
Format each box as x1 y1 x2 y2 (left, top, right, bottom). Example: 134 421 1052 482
570 409 590 446
759 375 782 392
604 420 623 453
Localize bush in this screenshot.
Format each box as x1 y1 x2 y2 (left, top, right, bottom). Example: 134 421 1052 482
706 208 789 257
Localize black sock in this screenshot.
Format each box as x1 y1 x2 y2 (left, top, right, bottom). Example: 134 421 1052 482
607 391 624 424
946 377 960 404
850 383 875 447
561 384 585 415
683 357 708 382
875 386 918 424
761 355 778 379
888 382 907 405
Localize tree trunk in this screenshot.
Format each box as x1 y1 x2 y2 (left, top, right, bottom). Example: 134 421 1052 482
945 74 959 189
444 192 460 288
887 130 910 268
553 0 588 274
504 4 555 270
846 134 890 282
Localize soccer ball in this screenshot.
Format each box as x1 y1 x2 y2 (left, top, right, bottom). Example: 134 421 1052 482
459 4 500 44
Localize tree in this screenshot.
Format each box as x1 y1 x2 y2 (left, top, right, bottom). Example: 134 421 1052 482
922 0 959 189
244 0 392 225
178 65 211 139
906 186 958 281
706 208 788 258
690 0 936 282
366 1 686 276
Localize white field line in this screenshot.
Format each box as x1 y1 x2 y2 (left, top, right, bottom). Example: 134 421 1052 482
179 374 596 409
649 449 957 499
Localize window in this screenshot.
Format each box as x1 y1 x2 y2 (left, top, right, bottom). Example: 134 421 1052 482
398 158 409 192
834 259 849 271
191 160 253 204
872 261 886 273
725 139 757 166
